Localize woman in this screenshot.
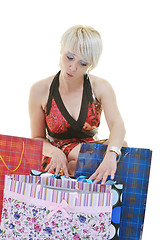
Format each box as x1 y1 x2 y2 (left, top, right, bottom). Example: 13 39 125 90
29 25 126 184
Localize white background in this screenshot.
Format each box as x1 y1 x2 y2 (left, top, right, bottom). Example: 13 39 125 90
0 0 159 238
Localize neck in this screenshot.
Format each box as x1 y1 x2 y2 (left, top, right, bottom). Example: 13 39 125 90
59 72 84 92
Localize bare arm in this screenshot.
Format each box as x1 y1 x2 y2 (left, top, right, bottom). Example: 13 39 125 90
101 80 126 150
28 81 69 177
89 77 126 184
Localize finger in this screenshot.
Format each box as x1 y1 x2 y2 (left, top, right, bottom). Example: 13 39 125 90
43 158 52 172
93 173 103 184
44 157 55 172
48 167 56 173
55 165 61 176
101 171 109 185
89 171 98 181
62 165 69 178
110 171 115 180
46 162 56 173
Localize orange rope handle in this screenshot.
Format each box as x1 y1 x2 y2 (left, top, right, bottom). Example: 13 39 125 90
0 141 25 172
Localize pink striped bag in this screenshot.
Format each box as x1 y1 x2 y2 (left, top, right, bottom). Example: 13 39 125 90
0 175 112 239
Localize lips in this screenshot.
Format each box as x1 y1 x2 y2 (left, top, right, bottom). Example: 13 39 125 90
66 72 73 78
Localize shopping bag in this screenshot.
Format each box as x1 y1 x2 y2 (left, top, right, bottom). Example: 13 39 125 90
106 181 123 240
0 174 113 239
8 173 123 240
0 134 43 219
75 143 152 240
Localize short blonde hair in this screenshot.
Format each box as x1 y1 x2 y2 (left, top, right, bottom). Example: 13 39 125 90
60 25 103 70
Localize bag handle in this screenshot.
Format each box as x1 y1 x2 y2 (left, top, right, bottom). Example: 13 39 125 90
0 141 24 172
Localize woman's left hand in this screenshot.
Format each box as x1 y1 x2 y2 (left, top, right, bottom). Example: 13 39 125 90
89 151 117 184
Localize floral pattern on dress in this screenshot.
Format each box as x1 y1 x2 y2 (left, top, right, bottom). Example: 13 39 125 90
0 197 111 239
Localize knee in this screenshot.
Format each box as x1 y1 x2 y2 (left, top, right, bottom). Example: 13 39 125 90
123 140 128 147
102 139 128 147
67 144 81 163
67 153 77 163
67 149 80 176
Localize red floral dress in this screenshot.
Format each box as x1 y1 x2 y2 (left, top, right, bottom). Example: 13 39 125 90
41 71 102 172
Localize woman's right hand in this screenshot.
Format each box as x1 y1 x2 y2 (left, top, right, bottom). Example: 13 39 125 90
44 146 69 178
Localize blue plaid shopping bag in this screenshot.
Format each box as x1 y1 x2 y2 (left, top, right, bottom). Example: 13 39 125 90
75 143 152 240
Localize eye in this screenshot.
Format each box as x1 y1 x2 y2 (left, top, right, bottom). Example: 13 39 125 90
67 53 74 60
79 61 88 67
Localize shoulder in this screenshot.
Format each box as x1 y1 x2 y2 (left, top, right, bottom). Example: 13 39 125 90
89 74 115 102
29 75 55 109
30 75 54 96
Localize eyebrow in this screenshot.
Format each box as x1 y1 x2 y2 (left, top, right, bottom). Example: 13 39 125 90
68 52 76 56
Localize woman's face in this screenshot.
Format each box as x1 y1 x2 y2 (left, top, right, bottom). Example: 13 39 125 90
60 49 91 81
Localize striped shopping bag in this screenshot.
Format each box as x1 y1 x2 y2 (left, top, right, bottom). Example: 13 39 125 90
0 174 113 239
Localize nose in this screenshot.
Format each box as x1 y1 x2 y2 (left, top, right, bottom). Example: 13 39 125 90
69 62 77 72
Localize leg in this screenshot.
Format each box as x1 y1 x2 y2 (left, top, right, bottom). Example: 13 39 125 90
67 140 128 176
123 140 128 147
67 144 81 176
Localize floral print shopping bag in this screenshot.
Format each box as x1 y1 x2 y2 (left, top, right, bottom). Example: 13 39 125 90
0 175 113 239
